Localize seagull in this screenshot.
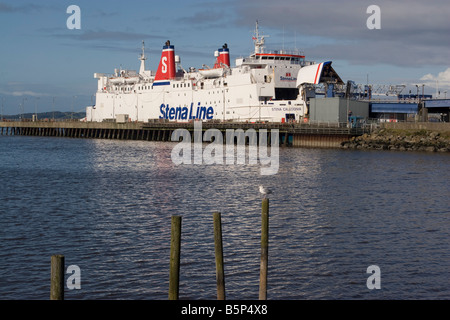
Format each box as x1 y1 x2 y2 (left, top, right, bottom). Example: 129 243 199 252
259 185 272 198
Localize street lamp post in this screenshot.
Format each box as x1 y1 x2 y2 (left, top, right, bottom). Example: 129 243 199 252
1 97 4 122
22 98 27 121
72 96 77 120
35 97 40 121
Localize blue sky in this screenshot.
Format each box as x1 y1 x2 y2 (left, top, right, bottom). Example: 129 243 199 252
1 0 449 115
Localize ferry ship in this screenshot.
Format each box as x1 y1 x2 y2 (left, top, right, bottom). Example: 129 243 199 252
86 22 343 123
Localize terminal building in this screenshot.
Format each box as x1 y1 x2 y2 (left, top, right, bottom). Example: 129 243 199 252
369 98 450 122
424 99 450 122
307 85 450 123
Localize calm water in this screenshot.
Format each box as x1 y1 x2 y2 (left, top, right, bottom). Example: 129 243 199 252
0 135 449 300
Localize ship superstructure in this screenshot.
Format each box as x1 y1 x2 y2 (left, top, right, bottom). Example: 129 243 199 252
86 22 343 123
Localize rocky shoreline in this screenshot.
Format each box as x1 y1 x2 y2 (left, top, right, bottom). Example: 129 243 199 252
341 128 450 152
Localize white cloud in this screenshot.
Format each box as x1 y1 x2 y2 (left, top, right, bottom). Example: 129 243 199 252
421 68 450 87
12 91 50 97
0 90 50 97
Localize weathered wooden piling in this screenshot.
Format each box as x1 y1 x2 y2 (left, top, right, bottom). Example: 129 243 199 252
50 254 65 300
259 198 269 300
169 215 182 300
213 212 226 300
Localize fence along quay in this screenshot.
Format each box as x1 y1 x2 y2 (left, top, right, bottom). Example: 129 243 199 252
0 120 368 148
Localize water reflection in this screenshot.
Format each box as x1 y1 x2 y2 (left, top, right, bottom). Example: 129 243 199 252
1 137 449 299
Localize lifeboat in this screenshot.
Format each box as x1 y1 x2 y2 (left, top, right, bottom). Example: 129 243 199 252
124 77 139 84
109 77 125 84
199 68 224 78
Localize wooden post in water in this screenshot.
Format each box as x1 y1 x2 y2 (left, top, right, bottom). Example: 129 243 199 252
50 254 65 300
259 198 269 300
213 212 226 300
169 215 182 300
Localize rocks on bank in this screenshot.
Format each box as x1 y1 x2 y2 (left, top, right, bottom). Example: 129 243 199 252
341 129 450 152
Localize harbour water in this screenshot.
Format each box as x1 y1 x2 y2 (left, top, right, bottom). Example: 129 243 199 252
0 135 449 300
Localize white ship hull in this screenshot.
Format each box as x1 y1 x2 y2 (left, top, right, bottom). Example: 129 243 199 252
88 76 306 123
86 23 343 123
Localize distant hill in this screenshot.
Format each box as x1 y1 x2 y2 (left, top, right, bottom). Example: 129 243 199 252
1 111 86 121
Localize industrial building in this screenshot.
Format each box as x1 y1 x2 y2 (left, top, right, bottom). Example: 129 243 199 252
308 97 369 125
308 96 450 124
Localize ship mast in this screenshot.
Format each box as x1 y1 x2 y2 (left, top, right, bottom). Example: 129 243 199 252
253 20 268 54
139 40 147 75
